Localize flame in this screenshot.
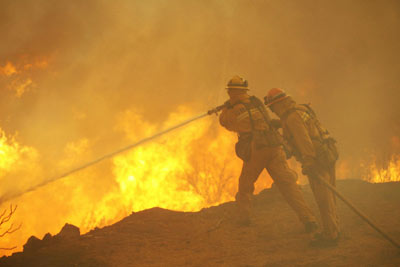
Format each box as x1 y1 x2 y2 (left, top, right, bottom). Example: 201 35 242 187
0 130 40 176
0 106 275 255
112 106 240 213
11 78 34 98
0 62 17 76
364 154 400 183
0 58 48 98
0 129 42 251
23 59 48 70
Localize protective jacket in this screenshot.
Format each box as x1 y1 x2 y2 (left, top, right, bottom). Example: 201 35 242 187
272 97 338 167
219 94 270 133
219 94 282 161
219 92 316 226
271 96 340 240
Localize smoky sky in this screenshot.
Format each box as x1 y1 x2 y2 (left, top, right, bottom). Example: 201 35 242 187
0 0 399 162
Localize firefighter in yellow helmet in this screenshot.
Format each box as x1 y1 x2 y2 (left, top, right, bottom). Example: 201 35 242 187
219 76 317 232
265 88 340 247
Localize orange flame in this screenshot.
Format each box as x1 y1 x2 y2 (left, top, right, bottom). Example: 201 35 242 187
364 154 400 183
0 129 42 253
0 106 275 255
0 130 40 174
0 62 17 76
0 58 48 98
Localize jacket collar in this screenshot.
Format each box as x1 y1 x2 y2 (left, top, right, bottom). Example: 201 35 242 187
228 92 250 105
272 97 296 118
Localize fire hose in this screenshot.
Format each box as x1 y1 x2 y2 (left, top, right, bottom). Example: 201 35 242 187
307 171 400 249
0 104 227 204
1 102 399 250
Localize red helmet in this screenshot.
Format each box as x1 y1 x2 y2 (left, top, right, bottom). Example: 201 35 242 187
264 88 289 106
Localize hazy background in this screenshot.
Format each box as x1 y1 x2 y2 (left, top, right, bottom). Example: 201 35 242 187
0 0 400 255
1 0 400 162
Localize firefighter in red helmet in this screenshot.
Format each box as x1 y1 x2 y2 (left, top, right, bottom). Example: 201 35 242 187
265 88 340 247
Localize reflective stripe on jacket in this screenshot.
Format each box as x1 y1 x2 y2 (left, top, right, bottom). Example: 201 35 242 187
219 94 270 134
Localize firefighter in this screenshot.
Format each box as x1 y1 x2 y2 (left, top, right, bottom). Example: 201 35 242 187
265 88 340 247
219 76 317 232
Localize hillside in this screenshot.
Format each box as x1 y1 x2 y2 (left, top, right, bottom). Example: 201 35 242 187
1 179 400 267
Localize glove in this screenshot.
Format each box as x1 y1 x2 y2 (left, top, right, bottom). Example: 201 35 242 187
302 156 318 175
224 100 233 109
282 145 292 159
270 119 282 129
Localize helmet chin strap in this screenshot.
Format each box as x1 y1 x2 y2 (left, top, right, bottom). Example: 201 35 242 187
227 90 249 101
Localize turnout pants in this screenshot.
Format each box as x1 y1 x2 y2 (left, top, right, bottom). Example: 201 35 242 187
308 165 340 239
235 143 316 225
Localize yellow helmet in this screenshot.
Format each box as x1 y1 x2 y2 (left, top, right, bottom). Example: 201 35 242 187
226 75 249 90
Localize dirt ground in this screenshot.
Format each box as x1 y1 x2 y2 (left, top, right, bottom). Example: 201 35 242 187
1 179 400 267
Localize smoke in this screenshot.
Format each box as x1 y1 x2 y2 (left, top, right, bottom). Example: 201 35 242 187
0 0 400 254
1 0 399 154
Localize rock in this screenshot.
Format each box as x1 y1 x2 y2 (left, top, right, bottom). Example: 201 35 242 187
57 223 80 240
23 236 42 252
42 233 52 241
41 232 54 247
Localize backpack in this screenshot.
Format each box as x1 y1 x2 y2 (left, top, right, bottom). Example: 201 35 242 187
233 96 282 161
284 103 339 166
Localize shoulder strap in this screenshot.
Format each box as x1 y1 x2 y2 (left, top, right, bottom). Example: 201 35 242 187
280 103 315 121
249 96 272 126
296 103 332 140
299 103 317 118
235 100 255 131
234 96 272 131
